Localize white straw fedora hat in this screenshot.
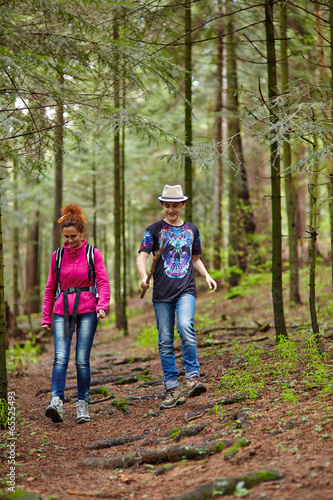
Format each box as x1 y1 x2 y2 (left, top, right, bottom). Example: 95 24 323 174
157 184 188 202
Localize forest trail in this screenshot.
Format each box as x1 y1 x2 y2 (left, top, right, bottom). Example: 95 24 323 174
1 284 333 500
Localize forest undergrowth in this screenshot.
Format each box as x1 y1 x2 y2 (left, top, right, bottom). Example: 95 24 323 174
1 264 333 499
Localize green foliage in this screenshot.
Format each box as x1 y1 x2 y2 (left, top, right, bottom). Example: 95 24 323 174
6 339 40 373
111 398 129 412
224 438 251 460
234 481 251 497
219 334 333 405
0 398 8 428
97 386 109 396
135 325 159 349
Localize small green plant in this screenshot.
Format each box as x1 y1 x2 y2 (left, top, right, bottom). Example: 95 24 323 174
209 404 225 418
234 481 251 497
6 339 40 372
98 386 109 396
135 325 159 349
280 387 299 404
0 398 8 428
111 398 129 412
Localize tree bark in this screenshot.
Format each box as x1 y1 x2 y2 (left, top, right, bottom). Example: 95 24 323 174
25 209 40 314
329 0 333 291
0 178 8 413
80 440 226 469
113 15 125 331
121 117 129 336
184 0 193 222
167 470 285 500
213 2 224 271
308 165 324 354
53 74 64 251
13 162 20 316
92 152 97 247
226 0 255 288
280 3 301 306
265 0 288 341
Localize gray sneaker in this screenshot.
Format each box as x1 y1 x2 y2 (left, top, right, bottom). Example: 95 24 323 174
45 396 64 423
186 377 207 397
160 388 186 410
76 400 90 423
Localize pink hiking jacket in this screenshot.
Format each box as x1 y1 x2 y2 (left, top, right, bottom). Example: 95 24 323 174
42 240 110 325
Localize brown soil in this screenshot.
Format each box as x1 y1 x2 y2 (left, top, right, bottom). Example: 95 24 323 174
1 285 333 500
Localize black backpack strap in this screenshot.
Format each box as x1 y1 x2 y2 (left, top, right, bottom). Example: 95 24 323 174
86 244 96 281
53 247 64 300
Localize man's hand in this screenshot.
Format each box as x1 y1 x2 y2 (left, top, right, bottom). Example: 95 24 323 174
140 276 151 291
206 275 217 293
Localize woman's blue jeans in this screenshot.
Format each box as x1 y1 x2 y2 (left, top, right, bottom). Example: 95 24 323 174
51 312 98 402
153 293 199 390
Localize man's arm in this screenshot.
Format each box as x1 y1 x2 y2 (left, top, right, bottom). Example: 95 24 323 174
192 255 217 293
136 251 151 291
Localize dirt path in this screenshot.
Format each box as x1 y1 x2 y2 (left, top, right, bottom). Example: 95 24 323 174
1 290 333 499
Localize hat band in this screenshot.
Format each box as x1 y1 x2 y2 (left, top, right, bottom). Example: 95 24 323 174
161 196 185 199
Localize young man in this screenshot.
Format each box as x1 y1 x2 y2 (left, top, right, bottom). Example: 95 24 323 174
136 184 217 410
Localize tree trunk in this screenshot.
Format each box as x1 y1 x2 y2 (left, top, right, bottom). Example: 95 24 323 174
13 162 20 316
113 16 125 330
265 0 288 341
329 0 333 291
53 74 64 251
121 116 128 336
330 173 333 292
280 3 301 306
184 0 193 222
308 166 324 354
92 153 97 247
25 209 41 314
213 2 224 271
0 178 8 413
226 0 255 288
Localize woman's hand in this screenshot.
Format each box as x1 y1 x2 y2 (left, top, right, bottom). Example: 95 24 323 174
97 309 107 319
42 324 51 331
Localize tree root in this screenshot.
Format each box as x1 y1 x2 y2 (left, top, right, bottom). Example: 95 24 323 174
167 469 285 500
86 432 151 450
79 440 226 469
184 395 248 421
163 422 208 442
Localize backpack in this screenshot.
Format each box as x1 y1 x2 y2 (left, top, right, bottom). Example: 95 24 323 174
53 244 98 300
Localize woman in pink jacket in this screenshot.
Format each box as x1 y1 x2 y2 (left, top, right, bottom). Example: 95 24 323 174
42 203 110 424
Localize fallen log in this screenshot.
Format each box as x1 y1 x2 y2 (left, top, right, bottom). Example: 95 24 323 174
184 395 247 421
238 335 268 343
224 437 251 460
113 355 152 365
114 376 138 385
86 432 151 450
164 423 208 442
89 394 115 405
167 469 285 500
79 440 226 470
198 327 257 335
197 339 230 348
35 375 123 396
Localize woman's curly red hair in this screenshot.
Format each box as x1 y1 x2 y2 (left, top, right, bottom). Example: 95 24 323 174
59 203 86 233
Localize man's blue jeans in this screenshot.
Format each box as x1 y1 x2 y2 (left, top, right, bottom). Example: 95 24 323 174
153 294 199 390
51 312 98 402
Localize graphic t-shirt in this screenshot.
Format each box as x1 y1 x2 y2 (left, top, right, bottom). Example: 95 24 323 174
139 220 201 302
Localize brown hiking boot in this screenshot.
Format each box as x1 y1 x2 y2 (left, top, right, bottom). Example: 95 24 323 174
185 376 207 397
160 388 186 410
